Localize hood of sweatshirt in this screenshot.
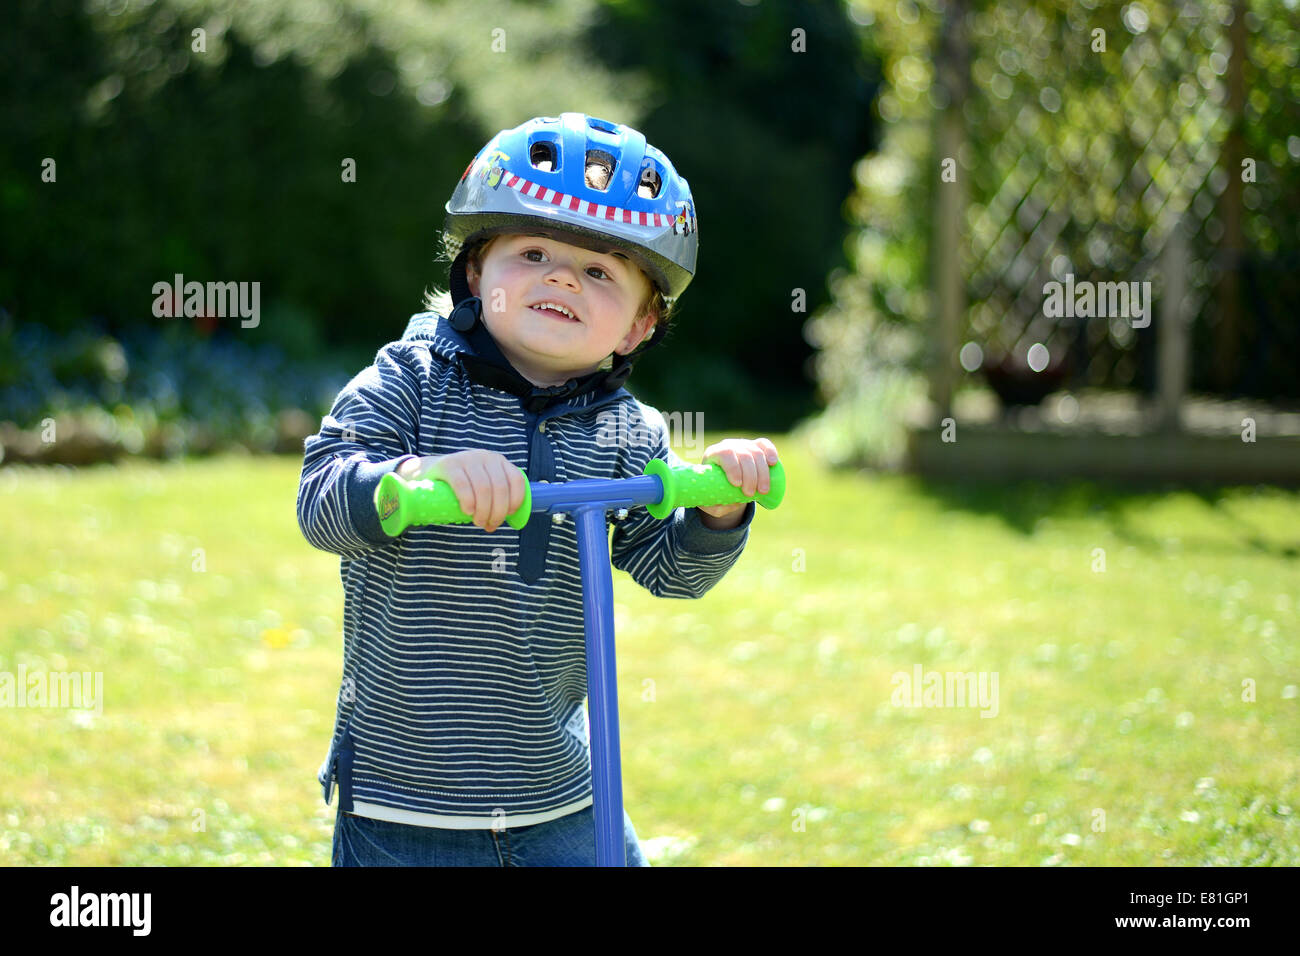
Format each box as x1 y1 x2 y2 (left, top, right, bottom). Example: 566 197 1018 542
399 308 634 416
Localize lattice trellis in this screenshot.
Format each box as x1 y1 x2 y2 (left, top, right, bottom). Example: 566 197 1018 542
958 0 1231 392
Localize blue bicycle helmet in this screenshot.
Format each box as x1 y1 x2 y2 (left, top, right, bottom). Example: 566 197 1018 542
443 113 698 308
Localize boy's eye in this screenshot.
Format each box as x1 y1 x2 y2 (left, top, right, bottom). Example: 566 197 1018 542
522 247 611 280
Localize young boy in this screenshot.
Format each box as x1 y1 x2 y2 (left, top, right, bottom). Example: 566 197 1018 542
296 113 779 866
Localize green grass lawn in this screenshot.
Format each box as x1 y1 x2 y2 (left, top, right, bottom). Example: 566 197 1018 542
1 433 1297 865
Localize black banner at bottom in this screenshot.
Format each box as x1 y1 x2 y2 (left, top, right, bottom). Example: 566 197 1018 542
0 864 1284 942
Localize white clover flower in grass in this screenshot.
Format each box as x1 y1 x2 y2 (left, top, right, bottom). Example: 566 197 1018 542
941 846 973 866
641 834 698 864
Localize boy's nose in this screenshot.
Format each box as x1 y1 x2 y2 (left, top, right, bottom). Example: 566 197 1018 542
544 267 581 291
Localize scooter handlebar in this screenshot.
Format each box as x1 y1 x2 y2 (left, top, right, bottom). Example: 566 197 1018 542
374 459 786 536
375 466 533 537
642 458 785 519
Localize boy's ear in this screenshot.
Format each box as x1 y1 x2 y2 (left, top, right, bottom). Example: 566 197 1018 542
617 313 657 355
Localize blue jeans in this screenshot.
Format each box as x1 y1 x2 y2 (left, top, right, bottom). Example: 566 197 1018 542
331 804 651 867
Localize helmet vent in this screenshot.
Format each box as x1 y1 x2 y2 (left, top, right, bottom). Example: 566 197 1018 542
584 149 615 191
637 165 662 200
529 141 556 172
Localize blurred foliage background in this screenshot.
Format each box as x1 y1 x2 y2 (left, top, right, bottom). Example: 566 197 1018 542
6 0 1294 467
1 0 875 444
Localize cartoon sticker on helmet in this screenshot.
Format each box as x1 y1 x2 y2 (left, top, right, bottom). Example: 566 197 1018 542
672 199 696 236
481 149 510 190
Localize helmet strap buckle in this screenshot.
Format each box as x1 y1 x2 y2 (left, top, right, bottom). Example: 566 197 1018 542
449 295 481 332
601 356 634 391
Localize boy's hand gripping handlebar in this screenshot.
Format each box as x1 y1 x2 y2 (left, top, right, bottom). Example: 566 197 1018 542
374 458 787 536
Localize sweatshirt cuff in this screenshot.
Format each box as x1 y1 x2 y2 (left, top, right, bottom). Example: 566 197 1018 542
348 455 419 545
677 500 755 554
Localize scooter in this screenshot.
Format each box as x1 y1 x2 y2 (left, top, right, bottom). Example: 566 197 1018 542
374 456 786 865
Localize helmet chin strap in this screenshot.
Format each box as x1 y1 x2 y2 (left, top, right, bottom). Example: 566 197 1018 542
447 245 664 392
448 247 475 306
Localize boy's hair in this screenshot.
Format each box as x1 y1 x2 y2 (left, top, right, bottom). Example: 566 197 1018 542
422 234 673 359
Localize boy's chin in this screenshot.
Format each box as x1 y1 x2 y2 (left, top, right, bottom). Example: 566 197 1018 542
513 348 605 383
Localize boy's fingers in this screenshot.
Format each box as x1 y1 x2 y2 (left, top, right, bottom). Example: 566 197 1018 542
714 453 739 488
510 465 527 513
738 454 758 497
464 460 492 525
487 461 512 531
708 453 740 488
445 469 475 516
480 463 498 530
757 437 779 463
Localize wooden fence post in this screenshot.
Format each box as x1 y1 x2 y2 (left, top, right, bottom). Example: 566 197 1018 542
1156 218 1191 432
1215 0 1247 390
929 0 969 421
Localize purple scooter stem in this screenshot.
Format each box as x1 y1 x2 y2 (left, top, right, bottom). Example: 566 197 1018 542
530 478 667 867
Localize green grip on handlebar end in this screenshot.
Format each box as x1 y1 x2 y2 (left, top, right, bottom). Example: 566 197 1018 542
375 468 532 537
642 458 786 520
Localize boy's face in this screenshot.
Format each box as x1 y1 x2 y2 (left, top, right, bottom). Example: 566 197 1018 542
466 232 658 387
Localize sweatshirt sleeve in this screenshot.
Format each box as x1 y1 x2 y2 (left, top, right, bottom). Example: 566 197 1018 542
609 402 755 599
296 342 424 557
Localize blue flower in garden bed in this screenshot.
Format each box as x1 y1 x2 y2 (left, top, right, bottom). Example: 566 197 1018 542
0 316 353 456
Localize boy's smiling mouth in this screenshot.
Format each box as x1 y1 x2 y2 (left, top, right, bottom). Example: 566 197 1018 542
530 301 582 323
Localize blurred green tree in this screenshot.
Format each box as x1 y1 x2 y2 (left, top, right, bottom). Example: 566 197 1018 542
0 0 645 353
1 0 879 433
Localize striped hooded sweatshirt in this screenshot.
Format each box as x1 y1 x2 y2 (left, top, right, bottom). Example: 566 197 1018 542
296 311 754 829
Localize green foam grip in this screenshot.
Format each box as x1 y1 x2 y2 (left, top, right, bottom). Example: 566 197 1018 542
374 467 532 537
643 458 786 519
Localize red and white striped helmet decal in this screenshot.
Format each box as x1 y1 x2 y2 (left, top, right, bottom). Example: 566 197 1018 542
504 174 672 228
